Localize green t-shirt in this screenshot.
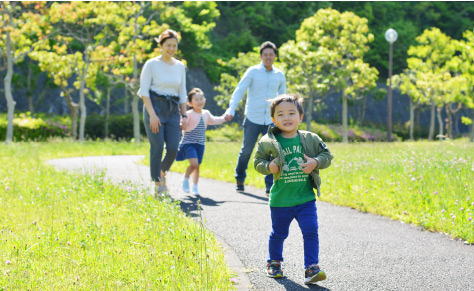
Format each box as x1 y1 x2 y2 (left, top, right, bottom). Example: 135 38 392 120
269 134 316 207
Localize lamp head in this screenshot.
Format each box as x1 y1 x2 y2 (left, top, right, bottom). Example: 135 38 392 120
385 28 398 44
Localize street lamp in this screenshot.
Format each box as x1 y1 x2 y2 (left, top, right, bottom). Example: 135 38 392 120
385 28 398 141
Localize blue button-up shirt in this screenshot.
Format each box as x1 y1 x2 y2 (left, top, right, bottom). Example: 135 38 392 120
226 62 286 125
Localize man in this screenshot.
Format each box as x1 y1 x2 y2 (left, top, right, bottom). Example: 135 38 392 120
225 41 287 193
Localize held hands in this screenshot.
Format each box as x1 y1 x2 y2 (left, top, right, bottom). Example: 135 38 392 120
268 159 280 174
224 113 233 121
180 116 188 130
150 114 161 134
300 154 318 174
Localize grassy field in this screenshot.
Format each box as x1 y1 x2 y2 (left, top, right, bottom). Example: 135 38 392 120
2 138 473 290
0 141 234 290
169 140 474 244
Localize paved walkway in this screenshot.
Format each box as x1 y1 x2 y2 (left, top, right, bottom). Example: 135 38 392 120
47 155 474 291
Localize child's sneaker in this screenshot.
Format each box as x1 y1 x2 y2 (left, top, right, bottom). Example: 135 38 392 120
266 260 283 278
304 264 326 284
192 184 200 196
182 179 190 193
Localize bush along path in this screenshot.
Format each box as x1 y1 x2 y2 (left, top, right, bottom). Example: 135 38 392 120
48 155 474 291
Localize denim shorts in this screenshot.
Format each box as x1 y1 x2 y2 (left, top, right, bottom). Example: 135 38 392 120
176 143 205 164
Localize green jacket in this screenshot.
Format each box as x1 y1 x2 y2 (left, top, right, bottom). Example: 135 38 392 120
254 126 333 197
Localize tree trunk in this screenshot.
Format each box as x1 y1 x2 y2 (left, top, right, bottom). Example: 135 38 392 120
409 98 416 141
63 89 79 139
305 96 314 131
470 109 474 143
132 54 141 144
123 86 130 114
3 5 15 143
27 65 34 116
436 106 444 138
445 104 453 139
357 96 367 127
105 87 111 138
428 102 436 141
79 55 90 142
342 93 348 143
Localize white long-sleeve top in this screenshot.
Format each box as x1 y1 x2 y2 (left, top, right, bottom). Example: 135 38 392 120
137 57 187 103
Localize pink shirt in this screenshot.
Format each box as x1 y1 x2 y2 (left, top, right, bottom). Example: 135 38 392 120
183 109 226 133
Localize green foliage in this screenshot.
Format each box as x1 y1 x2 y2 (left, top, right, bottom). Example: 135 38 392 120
84 113 146 140
0 113 69 141
213 48 260 122
0 113 148 142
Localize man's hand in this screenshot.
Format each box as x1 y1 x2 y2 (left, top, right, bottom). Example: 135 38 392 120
269 159 280 173
300 154 318 174
224 113 233 121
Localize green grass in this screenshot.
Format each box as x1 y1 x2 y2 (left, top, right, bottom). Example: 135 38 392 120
0 140 234 290
169 139 474 243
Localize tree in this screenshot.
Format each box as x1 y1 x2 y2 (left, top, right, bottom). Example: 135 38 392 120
453 30 474 142
407 28 456 140
29 49 83 139
392 69 430 140
0 2 49 143
105 1 219 143
293 8 378 142
48 2 126 142
279 40 336 130
213 48 260 123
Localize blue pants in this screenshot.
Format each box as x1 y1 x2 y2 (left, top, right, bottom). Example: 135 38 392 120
235 118 273 189
268 200 319 268
143 98 181 182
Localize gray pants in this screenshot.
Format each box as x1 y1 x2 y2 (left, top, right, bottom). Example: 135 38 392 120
143 97 181 182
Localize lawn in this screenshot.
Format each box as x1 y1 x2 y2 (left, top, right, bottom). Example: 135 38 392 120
0 140 235 290
2 138 473 290
169 139 474 244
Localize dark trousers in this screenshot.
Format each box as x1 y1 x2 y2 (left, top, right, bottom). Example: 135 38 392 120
143 98 181 182
235 118 273 189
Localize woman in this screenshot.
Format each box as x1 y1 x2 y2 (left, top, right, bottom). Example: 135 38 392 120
137 29 188 197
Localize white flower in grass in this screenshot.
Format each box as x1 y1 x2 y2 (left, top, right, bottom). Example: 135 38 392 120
5 186 9 191
146 218 151 223
441 209 445 213
5 260 11 265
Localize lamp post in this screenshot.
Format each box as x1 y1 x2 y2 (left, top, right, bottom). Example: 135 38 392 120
385 28 398 141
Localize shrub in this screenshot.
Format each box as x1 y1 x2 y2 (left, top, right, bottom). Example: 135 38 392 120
85 113 147 140
0 113 69 141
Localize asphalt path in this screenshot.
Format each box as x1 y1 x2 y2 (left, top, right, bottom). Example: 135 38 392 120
47 155 474 291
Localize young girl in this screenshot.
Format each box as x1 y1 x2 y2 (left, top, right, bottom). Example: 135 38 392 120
176 88 227 195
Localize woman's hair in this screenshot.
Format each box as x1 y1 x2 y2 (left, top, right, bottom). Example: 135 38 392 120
187 88 204 103
270 93 304 117
155 29 179 46
259 41 278 56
